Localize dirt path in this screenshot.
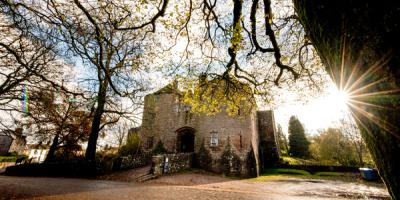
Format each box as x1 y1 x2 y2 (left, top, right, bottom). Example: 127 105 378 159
0 172 390 200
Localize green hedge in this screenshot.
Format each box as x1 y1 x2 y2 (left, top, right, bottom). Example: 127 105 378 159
0 156 17 162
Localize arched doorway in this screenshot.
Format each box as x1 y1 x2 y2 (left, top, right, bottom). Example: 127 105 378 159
176 127 195 152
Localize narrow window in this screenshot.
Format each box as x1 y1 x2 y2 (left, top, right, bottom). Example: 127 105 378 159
147 137 154 149
184 105 191 123
240 134 243 149
185 111 189 123
210 131 219 147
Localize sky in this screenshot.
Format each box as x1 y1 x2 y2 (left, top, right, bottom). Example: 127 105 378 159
273 81 351 135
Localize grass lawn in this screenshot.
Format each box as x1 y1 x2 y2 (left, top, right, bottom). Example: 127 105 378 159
264 168 312 176
248 168 366 183
281 156 333 165
248 168 384 188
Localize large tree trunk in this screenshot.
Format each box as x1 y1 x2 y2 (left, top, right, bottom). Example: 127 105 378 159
44 132 59 163
293 1 400 199
85 83 108 161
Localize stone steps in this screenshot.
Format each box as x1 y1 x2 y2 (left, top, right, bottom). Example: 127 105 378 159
135 173 158 182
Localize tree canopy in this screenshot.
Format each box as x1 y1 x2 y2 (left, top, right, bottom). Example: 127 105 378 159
310 128 367 166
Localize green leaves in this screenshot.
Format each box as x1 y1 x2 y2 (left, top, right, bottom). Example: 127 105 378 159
181 76 255 116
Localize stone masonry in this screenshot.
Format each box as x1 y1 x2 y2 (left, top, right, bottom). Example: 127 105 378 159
139 82 279 177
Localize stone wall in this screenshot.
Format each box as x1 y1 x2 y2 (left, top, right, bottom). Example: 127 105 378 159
257 111 277 142
152 153 193 176
118 152 152 170
140 86 257 153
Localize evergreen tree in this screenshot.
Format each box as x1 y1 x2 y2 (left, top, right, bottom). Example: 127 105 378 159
195 140 213 171
288 116 310 158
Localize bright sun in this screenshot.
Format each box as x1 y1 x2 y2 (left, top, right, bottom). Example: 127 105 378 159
330 89 350 111
274 85 352 134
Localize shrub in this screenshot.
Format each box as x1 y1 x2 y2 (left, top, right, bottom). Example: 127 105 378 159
6 152 19 157
118 132 140 156
310 128 364 166
194 140 212 171
95 151 120 172
152 141 168 154
52 149 85 162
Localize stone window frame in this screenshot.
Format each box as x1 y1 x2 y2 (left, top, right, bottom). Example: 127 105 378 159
210 131 219 147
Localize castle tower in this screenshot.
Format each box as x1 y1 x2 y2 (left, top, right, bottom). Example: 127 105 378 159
257 110 280 171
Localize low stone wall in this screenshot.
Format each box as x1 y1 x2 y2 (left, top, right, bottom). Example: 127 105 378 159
152 153 193 176
118 152 153 170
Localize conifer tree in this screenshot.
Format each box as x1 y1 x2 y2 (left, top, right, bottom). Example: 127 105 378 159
288 116 310 158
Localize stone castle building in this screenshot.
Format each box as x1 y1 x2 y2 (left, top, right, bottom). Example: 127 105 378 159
139 82 279 177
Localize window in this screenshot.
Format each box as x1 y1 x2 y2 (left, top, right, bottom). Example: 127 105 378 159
147 137 154 149
210 131 218 147
184 105 192 123
240 134 243 148
183 105 191 111
185 111 190 123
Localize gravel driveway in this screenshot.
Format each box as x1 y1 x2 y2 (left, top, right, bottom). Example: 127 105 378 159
0 172 390 200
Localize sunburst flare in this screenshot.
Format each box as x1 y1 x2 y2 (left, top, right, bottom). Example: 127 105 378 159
330 42 400 140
